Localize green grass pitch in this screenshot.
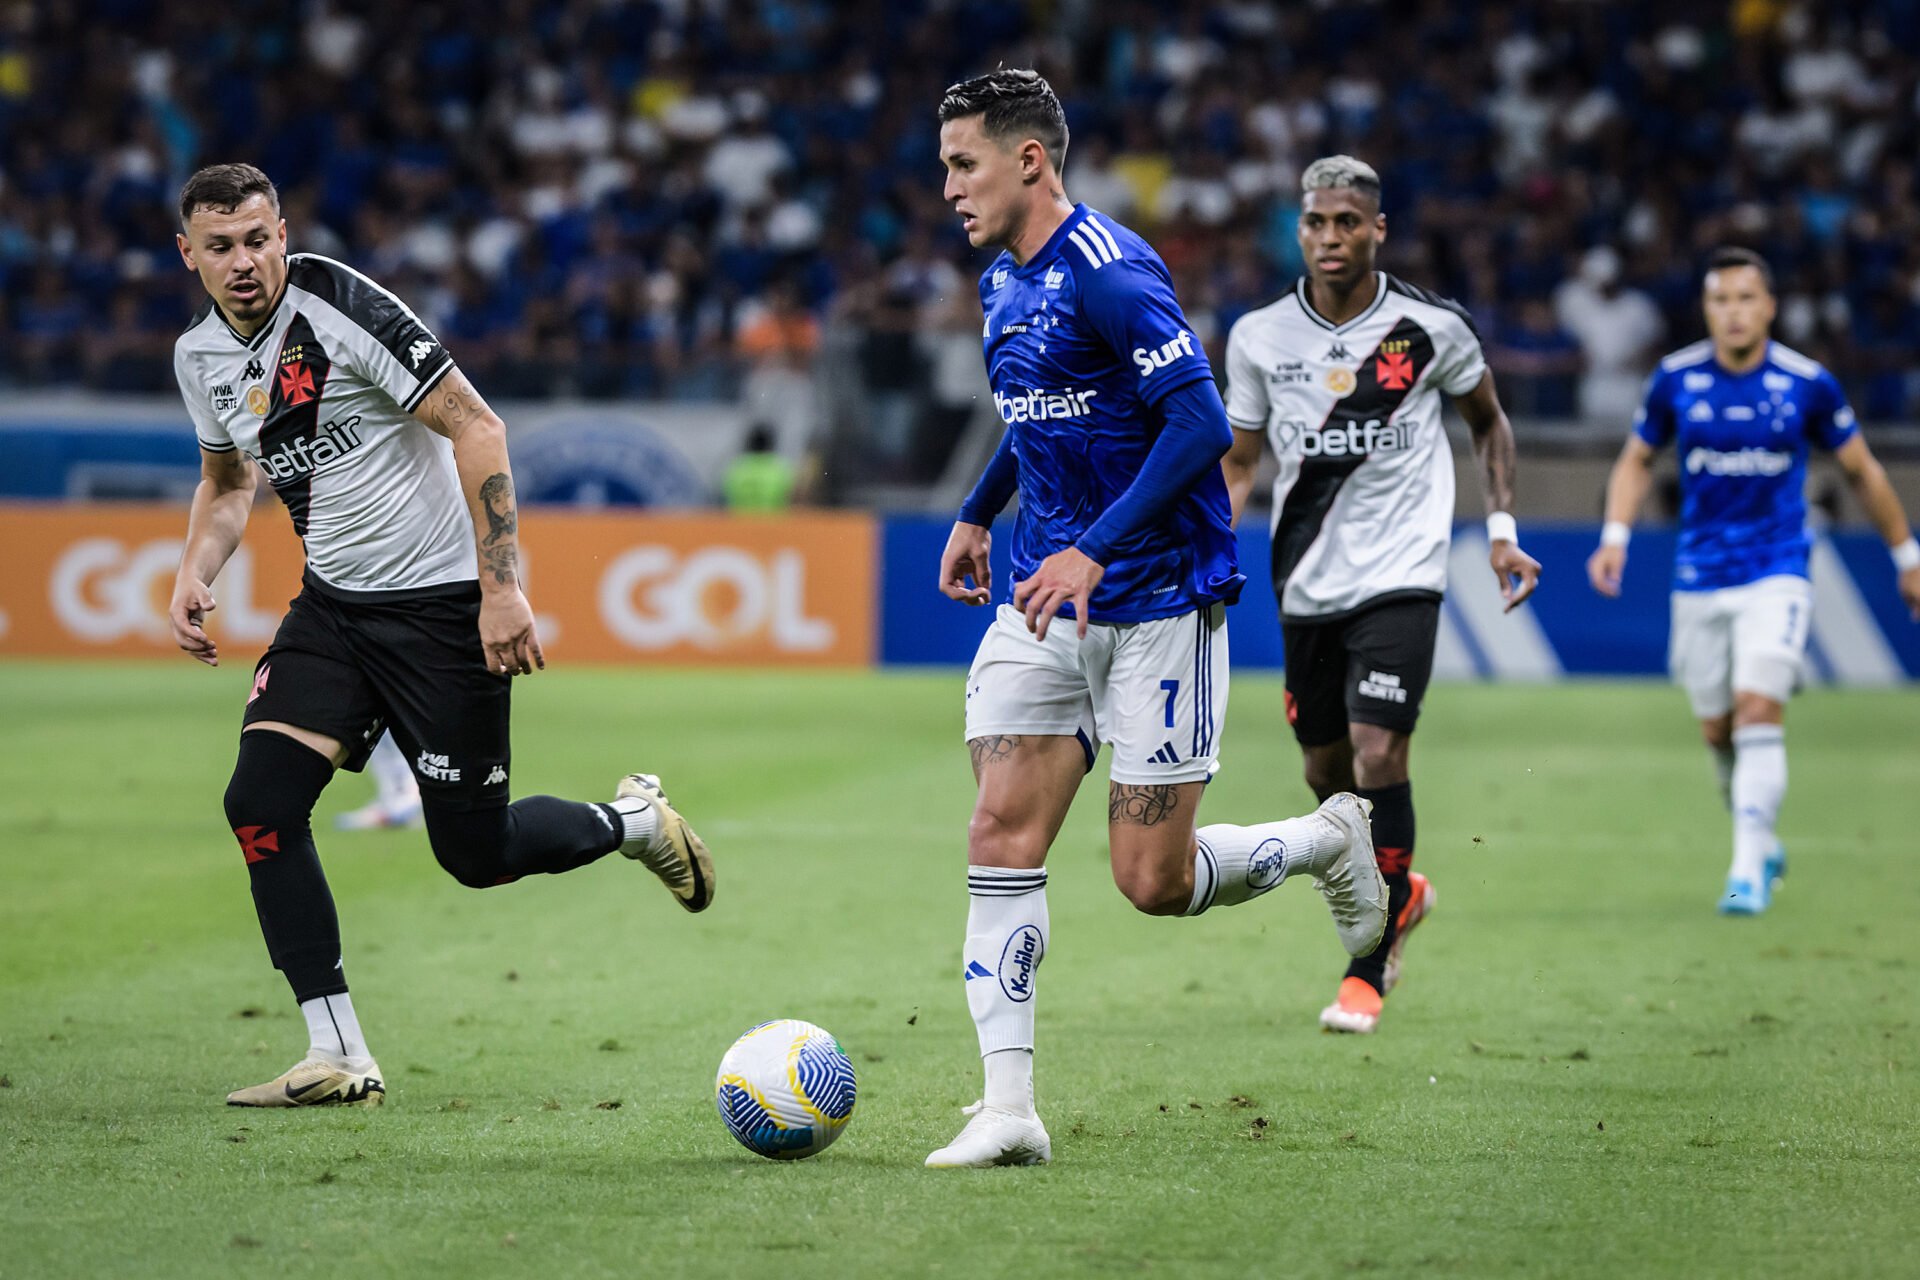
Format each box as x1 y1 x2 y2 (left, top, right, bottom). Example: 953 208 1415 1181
2 660 1916 1278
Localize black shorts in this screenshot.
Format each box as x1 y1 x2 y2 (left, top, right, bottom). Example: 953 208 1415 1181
242 574 511 810
1281 595 1441 747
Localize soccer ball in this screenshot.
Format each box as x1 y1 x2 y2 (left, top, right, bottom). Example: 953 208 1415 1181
714 1019 857 1160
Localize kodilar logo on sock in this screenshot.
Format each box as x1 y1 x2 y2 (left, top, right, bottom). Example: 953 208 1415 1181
1247 837 1289 891
999 925 1043 1003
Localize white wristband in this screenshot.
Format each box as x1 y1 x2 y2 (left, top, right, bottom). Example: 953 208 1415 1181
1486 511 1518 545
1893 537 1920 572
1600 521 1632 548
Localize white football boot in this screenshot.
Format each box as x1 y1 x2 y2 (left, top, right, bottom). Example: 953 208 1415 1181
1298 793 1388 958
227 1051 384 1107
925 1101 1052 1168
616 773 715 912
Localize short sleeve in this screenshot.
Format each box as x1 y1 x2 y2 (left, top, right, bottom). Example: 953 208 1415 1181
1222 317 1269 431
1808 369 1859 451
1632 370 1674 449
175 352 234 452
1077 256 1214 406
1432 311 1488 397
298 258 456 413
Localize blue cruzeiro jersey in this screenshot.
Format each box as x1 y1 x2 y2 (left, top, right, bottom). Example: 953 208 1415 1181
1634 339 1858 591
980 204 1242 623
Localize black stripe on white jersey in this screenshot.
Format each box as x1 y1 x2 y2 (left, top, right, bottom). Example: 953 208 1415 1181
259 313 332 538
1271 314 1436 598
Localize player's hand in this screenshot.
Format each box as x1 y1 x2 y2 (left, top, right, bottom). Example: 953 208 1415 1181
1899 565 1920 621
939 521 993 605
479 588 545 675
1587 544 1626 599
1490 539 1541 612
168 576 220 667
1014 546 1105 641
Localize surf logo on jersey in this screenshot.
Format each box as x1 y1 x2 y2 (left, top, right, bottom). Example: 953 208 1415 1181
1301 416 1413 458
994 386 1099 423
1133 329 1197 379
1684 447 1791 477
253 414 365 482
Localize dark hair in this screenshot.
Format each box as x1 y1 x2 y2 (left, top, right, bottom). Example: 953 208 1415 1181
938 69 1069 174
178 163 280 229
1705 246 1773 292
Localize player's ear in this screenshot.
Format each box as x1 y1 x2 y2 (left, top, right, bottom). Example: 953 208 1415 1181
1020 138 1047 185
1374 212 1387 244
177 232 195 271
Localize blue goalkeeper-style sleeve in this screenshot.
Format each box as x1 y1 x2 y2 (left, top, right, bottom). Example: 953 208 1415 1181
957 429 1018 527
1074 377 1233 567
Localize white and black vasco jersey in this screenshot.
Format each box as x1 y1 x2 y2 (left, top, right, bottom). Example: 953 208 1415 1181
1224 273 1486 622
173 253 469 597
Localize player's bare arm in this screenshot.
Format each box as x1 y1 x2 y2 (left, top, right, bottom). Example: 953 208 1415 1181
1832 434 1920 619
1221 427 1265 526
169 445 259 666
413 369 544 675
940 521 994 605
1588 435 1657 598
1453 369 1541 611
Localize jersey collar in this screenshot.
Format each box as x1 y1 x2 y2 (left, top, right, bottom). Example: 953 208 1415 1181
210 279 290 352
1295 272 1387 333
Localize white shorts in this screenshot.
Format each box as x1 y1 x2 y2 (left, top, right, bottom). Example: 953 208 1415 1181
1668 574 1812 719
964 603 1229 785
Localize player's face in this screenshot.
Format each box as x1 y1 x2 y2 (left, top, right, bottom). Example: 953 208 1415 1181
1298 190 1385 289
940 115 1023 250
176 195 289 329
1702 266 1775 355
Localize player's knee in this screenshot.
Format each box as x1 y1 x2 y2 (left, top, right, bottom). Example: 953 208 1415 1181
1112 863 1190 916
1699 715 1734 750
1301 756 1346 800
1350 737 1408 789
966 805 1046 867
224 732 329 832
422 805 514 889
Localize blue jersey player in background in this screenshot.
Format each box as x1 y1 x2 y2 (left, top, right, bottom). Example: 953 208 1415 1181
924 69 1389 1169
1589 247 1920 916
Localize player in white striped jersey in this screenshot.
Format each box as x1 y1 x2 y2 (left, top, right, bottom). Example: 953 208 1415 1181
1222 156 1542 1035
165 164 714 1109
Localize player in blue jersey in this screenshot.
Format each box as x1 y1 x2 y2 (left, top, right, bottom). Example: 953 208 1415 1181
924 70 1388 1168
1588 247 1920 915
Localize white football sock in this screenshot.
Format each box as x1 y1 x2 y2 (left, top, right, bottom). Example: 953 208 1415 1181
301 992 370 1062
1186 813 1345 915
964 866 1048 1116
369 734 420 808
607 795 661 853
1711 743 1735 811
1730 724 1786 885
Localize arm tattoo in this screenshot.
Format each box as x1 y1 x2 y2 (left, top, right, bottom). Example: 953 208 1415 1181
1109 783 1179 826
968 735 1021 776
434 373 488 431
477 472 518 586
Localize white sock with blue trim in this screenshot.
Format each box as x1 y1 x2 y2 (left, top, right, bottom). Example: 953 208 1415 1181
1731 724 1786 885
964 865 1047 1116
1186 815 1343 915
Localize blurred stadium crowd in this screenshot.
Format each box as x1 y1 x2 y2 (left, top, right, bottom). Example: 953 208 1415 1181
5 0 1919 471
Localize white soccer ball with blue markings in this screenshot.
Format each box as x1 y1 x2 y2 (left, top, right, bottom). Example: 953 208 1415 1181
714 1019 857 1160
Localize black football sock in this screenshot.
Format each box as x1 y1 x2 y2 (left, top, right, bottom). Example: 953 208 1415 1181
422 796 624 888
1346 780 1414 993
223 731 344 1003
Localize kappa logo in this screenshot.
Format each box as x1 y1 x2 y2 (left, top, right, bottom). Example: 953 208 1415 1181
408 338 434 368
484 764 508 786
416 750 462 782
242 358 265 381
1325 341 1354 362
